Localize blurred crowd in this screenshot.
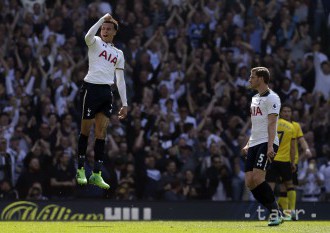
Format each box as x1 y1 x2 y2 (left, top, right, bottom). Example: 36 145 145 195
0 0 330 202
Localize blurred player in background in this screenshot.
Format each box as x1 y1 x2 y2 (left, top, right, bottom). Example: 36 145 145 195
266 104 296 220
242 67 283 226
76 13 128 189
277 104 312 220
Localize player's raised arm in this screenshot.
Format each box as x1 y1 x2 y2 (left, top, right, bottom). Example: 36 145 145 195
77 13 123 190
85 13 112 46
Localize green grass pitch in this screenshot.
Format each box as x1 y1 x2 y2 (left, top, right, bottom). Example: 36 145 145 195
0 221 329 233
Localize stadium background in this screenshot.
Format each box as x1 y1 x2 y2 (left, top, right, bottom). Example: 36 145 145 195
0 0 330 220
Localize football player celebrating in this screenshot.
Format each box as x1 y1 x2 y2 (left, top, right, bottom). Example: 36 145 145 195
76 13 128 189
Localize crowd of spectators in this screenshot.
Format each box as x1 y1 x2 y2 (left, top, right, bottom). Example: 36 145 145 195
0 0 330 202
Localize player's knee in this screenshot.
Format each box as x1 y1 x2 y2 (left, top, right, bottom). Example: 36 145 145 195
245 177 255 190
252 173 264 187
94 129 106 139
80 128 91 136
246 182 255 190
81 120 93 135
94 120 108 139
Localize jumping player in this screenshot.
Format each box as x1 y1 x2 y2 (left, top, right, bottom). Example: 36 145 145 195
76 13 128 189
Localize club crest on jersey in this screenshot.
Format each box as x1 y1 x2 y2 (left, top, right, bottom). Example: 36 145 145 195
99 50 117 65
251 106 262 116
272 104 277 109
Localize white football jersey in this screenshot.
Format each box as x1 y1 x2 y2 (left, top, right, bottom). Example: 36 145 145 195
249 89 281 147
84 37 125 85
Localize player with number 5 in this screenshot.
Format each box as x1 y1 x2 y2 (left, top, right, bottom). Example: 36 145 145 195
241 67 283 226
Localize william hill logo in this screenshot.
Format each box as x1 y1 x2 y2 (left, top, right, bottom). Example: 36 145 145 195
1 201 103 221
1 201 152 221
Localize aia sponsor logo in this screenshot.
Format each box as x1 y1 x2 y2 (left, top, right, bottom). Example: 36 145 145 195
99 50 117 65
251 106 262 116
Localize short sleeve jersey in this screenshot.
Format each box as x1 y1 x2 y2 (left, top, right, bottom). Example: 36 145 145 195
274 118 295 162
292 121 304 164
84 37 125 85
249 89 281 147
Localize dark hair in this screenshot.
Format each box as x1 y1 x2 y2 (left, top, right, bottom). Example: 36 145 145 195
280 103 293 112
251 67 270 84
103 19 119 31
321 61 328 67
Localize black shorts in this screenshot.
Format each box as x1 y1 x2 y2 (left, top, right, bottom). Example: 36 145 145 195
292 165 298 185
80 81 113 119
245 142 278 172
266 161 292 183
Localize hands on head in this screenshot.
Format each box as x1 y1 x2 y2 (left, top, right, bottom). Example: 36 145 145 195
103 13 112 21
